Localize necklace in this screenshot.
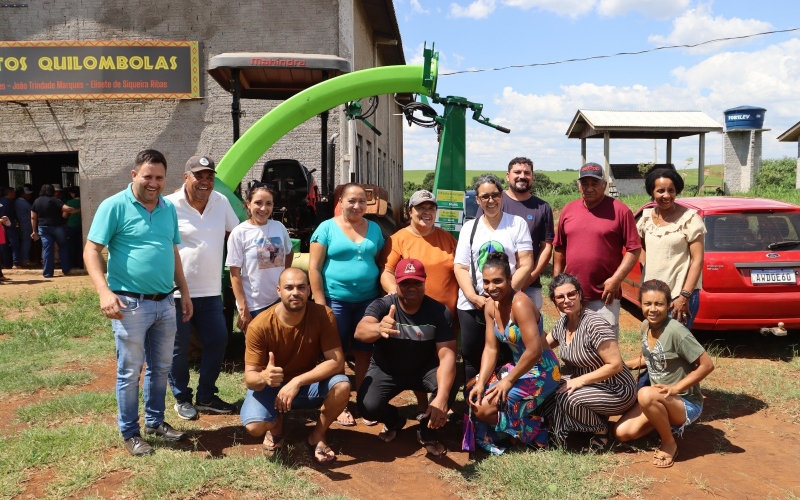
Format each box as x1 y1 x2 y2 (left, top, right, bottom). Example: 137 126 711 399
656 205 677 224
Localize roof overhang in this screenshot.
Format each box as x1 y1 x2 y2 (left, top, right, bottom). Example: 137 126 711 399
777 120 800 142
208 53 351 100
362 0 406 66
566 110 723 139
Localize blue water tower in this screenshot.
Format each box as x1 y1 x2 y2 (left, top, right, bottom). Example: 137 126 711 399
724 106 766 130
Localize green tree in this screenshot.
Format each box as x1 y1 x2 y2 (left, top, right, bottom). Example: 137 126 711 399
755 156 797 190
422 172 435 192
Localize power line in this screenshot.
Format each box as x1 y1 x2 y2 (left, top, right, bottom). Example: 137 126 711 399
440 27 800 76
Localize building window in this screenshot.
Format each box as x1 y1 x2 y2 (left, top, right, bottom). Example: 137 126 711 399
61 165 80 188
356 134 363 183
366 140 372 184
8 163 31 188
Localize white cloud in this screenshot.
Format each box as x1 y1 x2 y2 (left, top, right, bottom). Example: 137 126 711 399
597 0 689 19
404 38 800 172
409 0 429 14
447 0 686 20
501 0 595 18
450 0 496 19
648 4 773 54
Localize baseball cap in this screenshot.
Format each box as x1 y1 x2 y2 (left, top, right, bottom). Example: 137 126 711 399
395 258 426 283
408 189 436 208
578 162 604 180
185 155 216 173
22 186 33 195
52 183 62 191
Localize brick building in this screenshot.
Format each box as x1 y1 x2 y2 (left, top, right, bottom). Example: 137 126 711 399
0 0 407 232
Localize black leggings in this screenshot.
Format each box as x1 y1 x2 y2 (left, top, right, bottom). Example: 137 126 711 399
457 308 512 394
357 364 457 442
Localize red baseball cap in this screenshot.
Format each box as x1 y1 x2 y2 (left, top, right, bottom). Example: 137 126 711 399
395 258 426 283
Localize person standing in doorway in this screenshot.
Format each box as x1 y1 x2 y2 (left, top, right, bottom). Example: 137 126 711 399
0 187 21 269
31 184 79 278
84 149 193 457
15 185 34 267
165 155 241 420
65 186 83 269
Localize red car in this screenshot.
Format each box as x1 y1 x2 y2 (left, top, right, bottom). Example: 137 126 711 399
621 197 800 332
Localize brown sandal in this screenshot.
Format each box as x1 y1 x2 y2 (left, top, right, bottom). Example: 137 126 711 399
263 432 284 452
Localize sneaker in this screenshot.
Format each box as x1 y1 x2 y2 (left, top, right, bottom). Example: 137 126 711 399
174 401 199 420
124 435 155 456
143 422 187 441
195 395 237 414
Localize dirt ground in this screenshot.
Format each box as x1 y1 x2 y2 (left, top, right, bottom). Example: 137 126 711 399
3 271 800 499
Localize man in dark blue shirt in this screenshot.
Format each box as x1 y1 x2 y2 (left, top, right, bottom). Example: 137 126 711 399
356 258 457 458
476 157 554 310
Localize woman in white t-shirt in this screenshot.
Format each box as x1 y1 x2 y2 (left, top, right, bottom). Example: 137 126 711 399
454 174 534 395
226 183 293 333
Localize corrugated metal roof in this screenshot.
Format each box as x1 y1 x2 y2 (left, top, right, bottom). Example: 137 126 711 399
777 120 800 142
567 110 723 139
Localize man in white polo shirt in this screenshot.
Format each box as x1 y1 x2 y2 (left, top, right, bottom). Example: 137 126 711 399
166 155 240 420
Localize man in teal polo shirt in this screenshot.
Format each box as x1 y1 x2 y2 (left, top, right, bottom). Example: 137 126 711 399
84 149 194 457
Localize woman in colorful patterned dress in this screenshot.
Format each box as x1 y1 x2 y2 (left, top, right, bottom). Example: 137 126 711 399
467 252 560 454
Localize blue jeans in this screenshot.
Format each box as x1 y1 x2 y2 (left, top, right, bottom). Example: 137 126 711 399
240 374 350 425
2 226 20 267
17 222 32 263
169 296 228 403
113 293 177 440
325 297 374 352
39 225 69 277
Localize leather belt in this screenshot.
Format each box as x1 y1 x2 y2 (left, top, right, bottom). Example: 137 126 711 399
113 286 178 302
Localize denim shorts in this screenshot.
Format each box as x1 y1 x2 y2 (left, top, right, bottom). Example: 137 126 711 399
240 374 350 425
672 397 702 437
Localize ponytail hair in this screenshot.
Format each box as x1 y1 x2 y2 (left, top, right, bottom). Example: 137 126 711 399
483 251 511 279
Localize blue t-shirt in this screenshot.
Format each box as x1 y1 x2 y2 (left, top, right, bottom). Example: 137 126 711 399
87 184 180 295
310 218 384 302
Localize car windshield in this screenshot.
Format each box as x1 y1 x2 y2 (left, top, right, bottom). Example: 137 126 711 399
705 212 800 252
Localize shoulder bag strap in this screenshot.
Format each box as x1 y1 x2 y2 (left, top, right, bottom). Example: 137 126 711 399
469 215 481 291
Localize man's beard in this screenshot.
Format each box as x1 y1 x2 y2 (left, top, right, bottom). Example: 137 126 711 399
510 181 531 193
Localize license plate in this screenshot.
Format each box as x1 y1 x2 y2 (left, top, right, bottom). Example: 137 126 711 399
751 269 796 284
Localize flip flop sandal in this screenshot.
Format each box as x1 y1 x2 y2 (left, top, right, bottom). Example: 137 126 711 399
653 450 678 468
306 440 337 465
336 408 356 427
362 418 379 426
377 420 405 443
417 429 447 458
263 432 285 452
582 434 610 453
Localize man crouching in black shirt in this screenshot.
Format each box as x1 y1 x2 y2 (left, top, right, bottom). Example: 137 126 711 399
356 258 457 458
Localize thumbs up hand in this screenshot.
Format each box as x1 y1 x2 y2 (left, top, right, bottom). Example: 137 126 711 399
379 304 401 338
262 352 284 387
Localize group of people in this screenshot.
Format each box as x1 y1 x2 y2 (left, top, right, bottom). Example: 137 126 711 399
85 150 713 469
0 183 82 281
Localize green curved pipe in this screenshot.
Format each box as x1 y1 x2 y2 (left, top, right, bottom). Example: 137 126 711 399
215 64 435 192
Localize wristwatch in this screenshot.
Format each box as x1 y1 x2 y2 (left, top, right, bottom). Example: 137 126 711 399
679 290 692 299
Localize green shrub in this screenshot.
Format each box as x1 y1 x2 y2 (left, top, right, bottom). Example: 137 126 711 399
755 156 797 191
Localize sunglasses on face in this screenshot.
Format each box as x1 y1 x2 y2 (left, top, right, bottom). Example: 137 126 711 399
554 290 579 303
477 192 502 202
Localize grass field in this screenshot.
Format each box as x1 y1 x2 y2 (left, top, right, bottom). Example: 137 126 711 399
404 169 579 187
405 165 723 192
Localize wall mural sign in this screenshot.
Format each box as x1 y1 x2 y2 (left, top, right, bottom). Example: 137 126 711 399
0 40 200 100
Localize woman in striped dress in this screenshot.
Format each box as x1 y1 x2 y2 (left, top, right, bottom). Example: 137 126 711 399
543 273 636 449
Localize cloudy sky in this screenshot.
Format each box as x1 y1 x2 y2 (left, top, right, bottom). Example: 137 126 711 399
394 1 800 171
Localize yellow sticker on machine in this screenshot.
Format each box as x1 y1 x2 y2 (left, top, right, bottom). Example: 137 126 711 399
436 189 464 210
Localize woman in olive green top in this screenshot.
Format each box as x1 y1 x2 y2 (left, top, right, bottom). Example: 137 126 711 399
613 279 714 468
